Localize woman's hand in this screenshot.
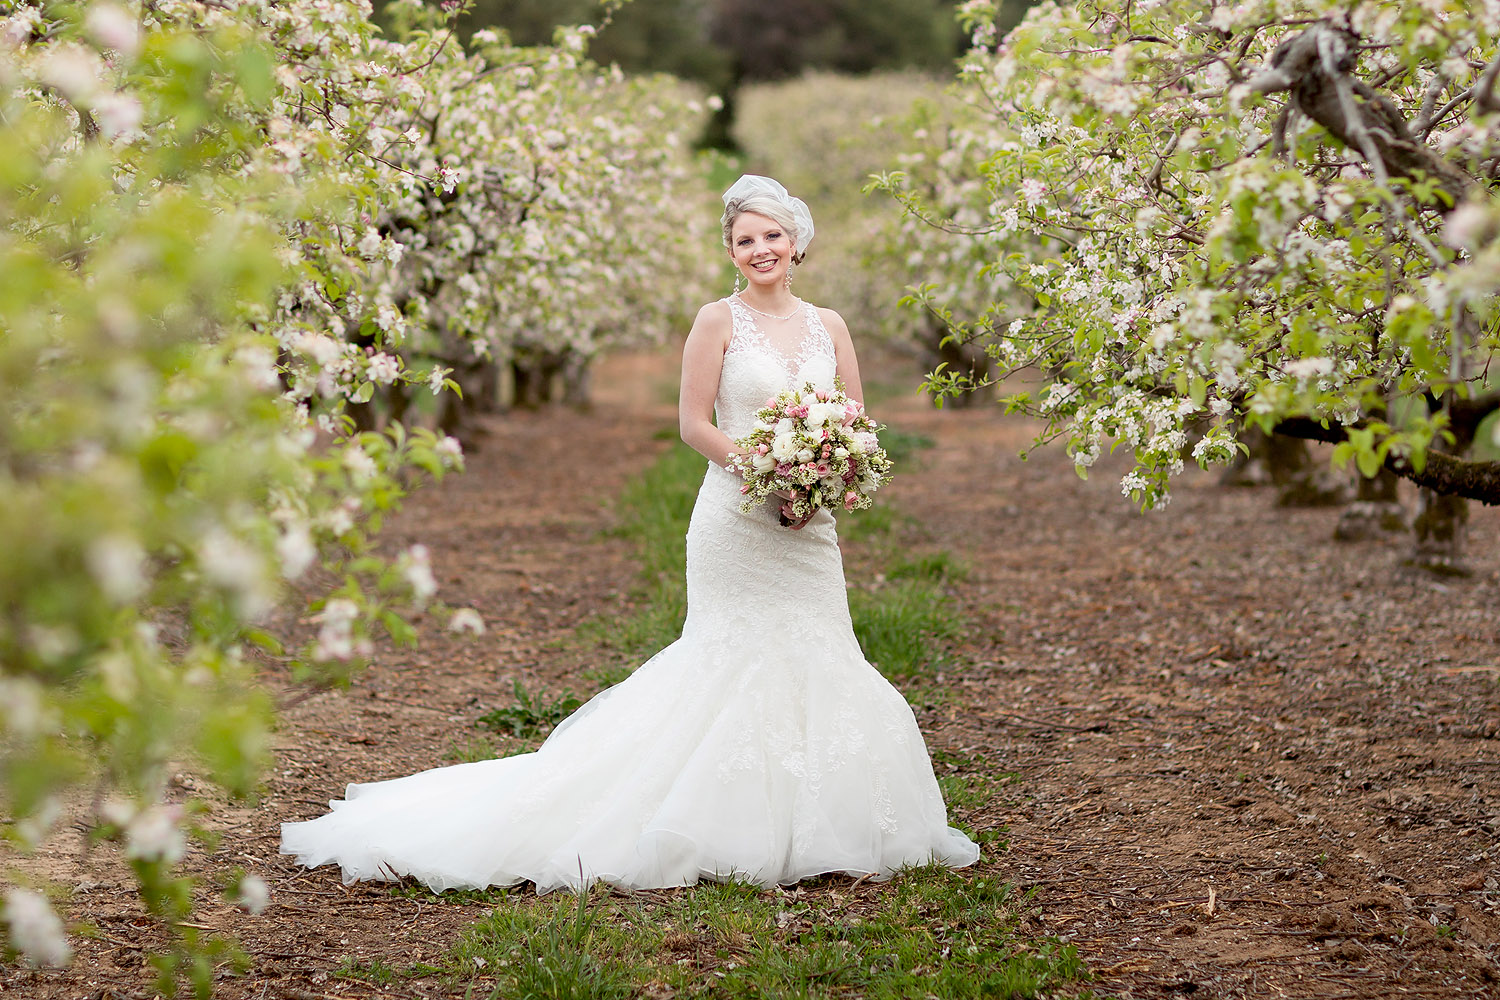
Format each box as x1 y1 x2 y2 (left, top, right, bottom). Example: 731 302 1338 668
775 494 815 530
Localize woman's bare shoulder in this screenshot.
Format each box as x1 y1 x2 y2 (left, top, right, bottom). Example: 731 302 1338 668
815 305 853 342
686 298 733 350
695 298 732 325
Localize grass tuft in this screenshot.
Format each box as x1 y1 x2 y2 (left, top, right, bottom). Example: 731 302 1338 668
476 680 582 739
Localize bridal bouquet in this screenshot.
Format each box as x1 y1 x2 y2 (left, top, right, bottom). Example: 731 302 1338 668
730 380 893 524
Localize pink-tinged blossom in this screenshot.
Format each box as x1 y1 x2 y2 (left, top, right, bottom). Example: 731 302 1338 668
85 4 140 56
93 92 142 139
1019 177 1048 207
1443 202 1489 251
436 435 463 463
366 351 400 384
37 42 103 101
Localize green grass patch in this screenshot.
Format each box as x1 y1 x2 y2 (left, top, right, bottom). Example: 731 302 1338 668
879 427 936 466
930 750 1019 848
389 883 519 907
887 549 969 583
428 867 1093 1000
850 579 966 681
837 501 910 545
443 734 502 763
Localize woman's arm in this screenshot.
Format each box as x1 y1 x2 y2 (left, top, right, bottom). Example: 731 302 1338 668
821 308 864 405
679 300 740 468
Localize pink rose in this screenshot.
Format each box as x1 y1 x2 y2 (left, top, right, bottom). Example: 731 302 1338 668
815 462 830 477
844 491 859 509
740 484 751 493
757 444 769 454
816 390 828 401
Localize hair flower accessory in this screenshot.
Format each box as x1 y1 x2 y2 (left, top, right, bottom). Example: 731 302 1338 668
721 174 814 255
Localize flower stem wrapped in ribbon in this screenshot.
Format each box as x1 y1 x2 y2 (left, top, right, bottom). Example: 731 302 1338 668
730 378 893 525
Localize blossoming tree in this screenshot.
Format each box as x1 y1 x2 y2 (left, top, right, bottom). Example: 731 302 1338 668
0 0 712 985
878 0 1500 568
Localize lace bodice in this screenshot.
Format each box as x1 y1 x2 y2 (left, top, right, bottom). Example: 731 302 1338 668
716 296 838 439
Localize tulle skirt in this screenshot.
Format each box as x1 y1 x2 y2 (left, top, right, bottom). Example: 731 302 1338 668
279 466 979 892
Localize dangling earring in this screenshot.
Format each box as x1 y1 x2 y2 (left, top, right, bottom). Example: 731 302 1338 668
784 263 794 290
733 270 744 294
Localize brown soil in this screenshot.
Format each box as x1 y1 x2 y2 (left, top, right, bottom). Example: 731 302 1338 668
4 346 1498 999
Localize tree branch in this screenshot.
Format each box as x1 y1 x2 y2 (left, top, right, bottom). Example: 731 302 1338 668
1274 416 1500 505
1475 49 1500 114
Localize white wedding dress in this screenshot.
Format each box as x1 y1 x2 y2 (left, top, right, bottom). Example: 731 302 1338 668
280 297 979 892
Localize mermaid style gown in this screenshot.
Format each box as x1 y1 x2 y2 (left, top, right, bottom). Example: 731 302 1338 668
279 297 979 892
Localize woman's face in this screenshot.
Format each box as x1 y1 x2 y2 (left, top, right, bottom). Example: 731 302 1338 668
729 212 795 291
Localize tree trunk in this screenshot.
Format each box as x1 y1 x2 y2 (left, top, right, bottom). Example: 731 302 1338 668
1334 467 1406 541
922 318 990 409
1221 426 1347 506
511 362 548 410
561 353 593 410
1409 488 1470 575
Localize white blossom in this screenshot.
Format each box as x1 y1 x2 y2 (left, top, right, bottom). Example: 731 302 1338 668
404 544 437 602
276 521 316 580
3 889 71 967
448 607 485 635
124 805 186 863
366 351 400 383
314 598 359 661
234 874 271 915
88 533 146 603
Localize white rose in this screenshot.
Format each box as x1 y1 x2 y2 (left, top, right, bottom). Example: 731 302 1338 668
833 447 848 459
751 452 776 473
805 402 836 427
796 449 815 464
770 434 797 461
775 417 794 435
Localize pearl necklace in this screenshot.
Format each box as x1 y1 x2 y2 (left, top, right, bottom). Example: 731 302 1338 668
735 293 802 322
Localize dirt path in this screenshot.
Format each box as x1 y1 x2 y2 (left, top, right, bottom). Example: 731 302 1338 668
5 346 1498 999
882 389 1500 998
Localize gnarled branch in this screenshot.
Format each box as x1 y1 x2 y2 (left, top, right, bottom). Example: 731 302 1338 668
1245 23 1475 211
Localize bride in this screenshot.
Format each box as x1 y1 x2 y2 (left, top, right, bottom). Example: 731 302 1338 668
279 175 980 893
